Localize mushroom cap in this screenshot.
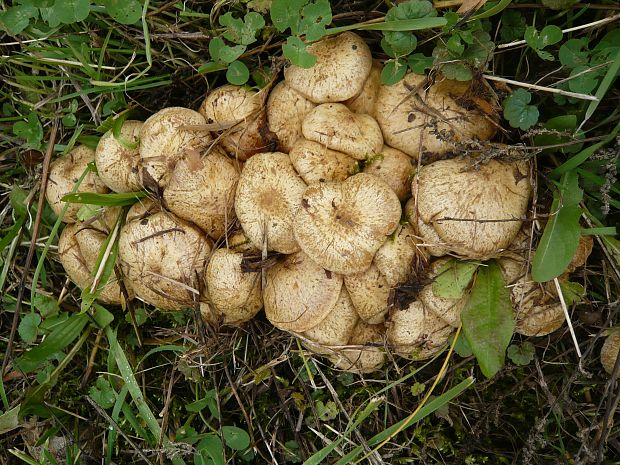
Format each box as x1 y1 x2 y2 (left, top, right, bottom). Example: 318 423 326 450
566 235 594 273
226 230 259 253
125 198 161 223
95 120 143 193
302 103 383 160
164 147 240 240
263 251 343 332
512 274 564 336
47 145 109 223
363 145 413 201
329 321 386 374
345 60 382 115
303 288 359 349
205 248 262 324
404 198 450 257
139 107 210 188
294 173 402 274
374 223 424 286
416 158 531 259
118 211 211 310
344 263 390 324
266 81 316 153
601 330 620 378
284 32 372 103
289 139 357 185
234 152 307 254
58 222 127 305
374 73 497 158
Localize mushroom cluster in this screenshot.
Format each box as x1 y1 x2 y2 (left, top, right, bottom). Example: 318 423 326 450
48 32 583 374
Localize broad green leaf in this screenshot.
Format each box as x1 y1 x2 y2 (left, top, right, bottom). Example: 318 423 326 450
220 12 265 45
13 112 43 148
197 62 227 74
209 38 245 64
446 34 465 56
0 405 20 435
539 25 563 48
33 294 59 319
18 313 41 344
226 60 250 85
270 0 306 34
103 0 142 25
222 426 250 450
380 58 408 85
453 332 473 357
408 53 434 74
559 281 585 306
432 259 479 299
326 17 446 35
559 39 589 69
282 36 317 68
568 65 599 94
50 0 90 24
385 0 436 21
92 304 114 328
382 31 417 57
462 262 514 378
531 171 583 282
503 88 539 130
507 341 535 365
0 4 38 35
90 377 116 409
300 0 332 42
196 435 225 465
440 62 473 81
500 10 526 42
61 191 146 206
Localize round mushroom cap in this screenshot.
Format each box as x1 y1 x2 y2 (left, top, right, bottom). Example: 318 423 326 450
205 248 262 325
290 139 357 185
164 147 240 240
264 252 343 332
512 274 564 337
284 32 372 103
235 152 307 254
47 145 109 223
125 198 161 223
294 173 402 274
375 73 497 158
58 223 127 305
118 211 211 310
139 107 211 188
329 321 386 374
267 81 316 153
601 330 620 378
374 223 425 286
416 158 531 259
95 120 143 193
345 60 382 115
303 288 359 349
363 146 413 201
344 263 390 324
404 199 450 257
302 103 383 160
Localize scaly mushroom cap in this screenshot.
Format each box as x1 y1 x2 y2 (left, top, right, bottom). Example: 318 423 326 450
601 330 620 378
294 173 402 274
511 273 564 337
47 145 109 223
374 223 424 286
302 103 383 160
416 158 531 259
125 198 161 223
204 248 262 325
58 223 127 305
164 147 240 240
375 73 497 158
284 32 373 103
303 288 359 351
345 61 382 115
263 252 343 332
267 81 316 153
139 107 210 189
344 263 390 324
404 199 449 257
289 139 357 184
235 152 307 254
199 85 276 160
118 211 211 310
363 146 413 201
95 120 143 193
329 321 386 374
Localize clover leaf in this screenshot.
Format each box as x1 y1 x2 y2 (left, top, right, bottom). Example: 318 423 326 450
503 89 539 130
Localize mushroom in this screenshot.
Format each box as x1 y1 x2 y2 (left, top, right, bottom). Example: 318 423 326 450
139 107 211 189
289 139 357 185
302 103 383 159
125 197 161 223
329 321 386 374
46 145 109 223
95 120 143 193
374 223 425 286
415 158 531 259
601 330 620 378
234 152 307 254
363 145 413 201
344 264 391 324
163 147 240 240
294 173 402 274
266 81 316 153
404 198 450 257
284 32 372 103
345 60 382 115
511 273 564 337
263 251 343 332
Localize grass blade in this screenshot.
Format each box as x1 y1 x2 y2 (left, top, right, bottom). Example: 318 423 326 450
581 48 620 128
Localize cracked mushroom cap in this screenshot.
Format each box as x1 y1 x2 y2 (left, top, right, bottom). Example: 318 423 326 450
404 198 450 257
375 73 498 158
329 321 386 374
345 60 382 115
344 263 391 324
415 158 531 259
118 211 211 310
139 107 211 189
374 223 425 286
601 330 620 378
302 103 383 160
294 173 402 274
363 146 414 201
289 139 357 185
235 152 307 254
95 120 143 193
267 81 317 153
284 32 373 103
264 251 343 332
47 145 109 223
164 147 240 240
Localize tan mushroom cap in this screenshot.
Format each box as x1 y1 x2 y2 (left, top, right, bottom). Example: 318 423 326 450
139 107 211 188
375 73 497 158
566 235 593 273
289 139 357 184
363 146 413 201
205 248 262 325
118 211 211 310
344 263 390 324
329 321 386 374
235 152 307 254
266 81 316 153
95 120 143 193
294 173 402 274
511 274 564 337
58 223 127 305
284 32 372 103
47 145 109 223
345 61 382 115
601 330 620 378
416 158 531 259
374 223 424 286
302 103 383 160
404 199 449 257
303 288 359 349
263 251 343 332
164 147 240 240
125 198 161 223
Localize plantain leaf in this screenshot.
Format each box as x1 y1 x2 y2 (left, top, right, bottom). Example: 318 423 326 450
432 259 479 299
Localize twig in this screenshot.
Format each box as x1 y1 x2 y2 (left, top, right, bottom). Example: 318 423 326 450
484 74 599 101
553 277 582 358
